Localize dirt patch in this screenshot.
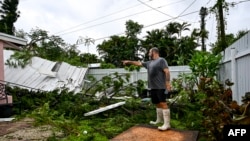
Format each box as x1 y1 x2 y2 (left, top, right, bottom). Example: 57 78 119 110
0 118 33 136
0 118 64 141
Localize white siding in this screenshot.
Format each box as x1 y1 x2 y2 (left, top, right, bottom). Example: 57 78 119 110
218 31 250 104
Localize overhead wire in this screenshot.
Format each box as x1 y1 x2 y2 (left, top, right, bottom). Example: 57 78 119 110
175 0 197 19
56 0 188 36
233 0 250 4
137 0 187 22
92 10 199 42
91 0 199 43
53 0 152 35
58 9 154 36
158 0 198 29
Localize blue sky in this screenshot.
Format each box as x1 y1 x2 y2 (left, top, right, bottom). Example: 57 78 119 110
15 0 250 55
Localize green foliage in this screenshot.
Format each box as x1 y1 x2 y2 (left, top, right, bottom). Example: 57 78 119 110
97 35 142 67
6 68 154 140
171 72 196 92
97 20 144 68
5 49 33 68
7 78 151 140
124 98 143 112
141 22 199 66
83 72 144 106
170 77 234 141
30 102 58 125
199 79 233 141
7 28 99 68
211 30 248 54
9 70 234 141
189 51 222 79
170 90 205 130
80 53 100 64
125 20 143 38
100 62 116 68
10 20 201 68
0 0 20 35
169 50 236 140
124 65 141 71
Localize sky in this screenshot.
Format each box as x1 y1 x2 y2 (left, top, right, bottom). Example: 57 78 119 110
14 0 250 55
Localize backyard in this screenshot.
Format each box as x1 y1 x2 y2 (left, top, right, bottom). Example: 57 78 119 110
1 51 249 141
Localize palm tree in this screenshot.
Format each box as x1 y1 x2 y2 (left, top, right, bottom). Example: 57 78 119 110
176 22 191 37
76 36 95 65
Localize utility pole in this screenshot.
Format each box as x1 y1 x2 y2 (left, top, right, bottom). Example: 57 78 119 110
217 0 227 51
199 7 208 52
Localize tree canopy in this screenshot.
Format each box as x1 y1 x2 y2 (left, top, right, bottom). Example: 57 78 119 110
97 21 200 67
0 0 20 35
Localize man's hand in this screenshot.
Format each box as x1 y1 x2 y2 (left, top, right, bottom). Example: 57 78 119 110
166 82 171 92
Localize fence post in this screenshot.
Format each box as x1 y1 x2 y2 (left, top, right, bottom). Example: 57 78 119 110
231 47 238 103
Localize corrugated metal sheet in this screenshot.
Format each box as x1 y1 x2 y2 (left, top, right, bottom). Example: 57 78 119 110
4 50 88 93
219 31 250 104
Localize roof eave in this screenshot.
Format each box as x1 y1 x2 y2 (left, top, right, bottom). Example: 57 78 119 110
0 32 27 47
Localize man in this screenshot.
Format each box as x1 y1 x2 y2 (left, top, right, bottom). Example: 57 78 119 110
122 47 171 130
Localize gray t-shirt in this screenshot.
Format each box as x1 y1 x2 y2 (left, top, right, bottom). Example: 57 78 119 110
142 57 169 89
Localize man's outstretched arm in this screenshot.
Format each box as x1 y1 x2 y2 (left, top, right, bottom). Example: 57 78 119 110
122 60 142 66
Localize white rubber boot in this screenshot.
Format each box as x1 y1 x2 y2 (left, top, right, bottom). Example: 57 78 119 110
150 108 163 125
158 109 171 130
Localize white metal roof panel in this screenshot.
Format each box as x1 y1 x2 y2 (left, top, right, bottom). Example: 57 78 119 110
4 50 88 93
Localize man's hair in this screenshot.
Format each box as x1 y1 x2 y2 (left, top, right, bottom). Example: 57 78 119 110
151 47 159 54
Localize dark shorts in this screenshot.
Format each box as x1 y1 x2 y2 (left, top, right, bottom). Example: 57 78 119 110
150 89 166 104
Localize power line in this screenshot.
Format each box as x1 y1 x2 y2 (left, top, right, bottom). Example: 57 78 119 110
230 0 250 6
176 0 197 18
57 9 153 36
57 1 187 36
164 0 197 29
206 0 212 5
92 10 199 42
137 0 187 21
53 0 152 35
234 0 250 4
